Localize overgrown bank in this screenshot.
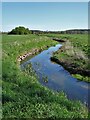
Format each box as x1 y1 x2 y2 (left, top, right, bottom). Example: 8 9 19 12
2 34 89 118
50 34 90 82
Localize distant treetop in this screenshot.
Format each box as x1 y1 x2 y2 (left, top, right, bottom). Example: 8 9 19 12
8 26 32 35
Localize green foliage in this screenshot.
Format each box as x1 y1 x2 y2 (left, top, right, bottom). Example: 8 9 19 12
72 74 90 83
8 26 32 35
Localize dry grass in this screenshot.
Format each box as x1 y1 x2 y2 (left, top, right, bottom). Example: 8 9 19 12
63 40 88 61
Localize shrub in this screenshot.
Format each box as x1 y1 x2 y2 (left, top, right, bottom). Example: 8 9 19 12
8 26 32 35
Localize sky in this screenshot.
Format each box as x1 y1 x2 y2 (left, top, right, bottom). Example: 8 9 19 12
2 2 88 32
1 0 89 2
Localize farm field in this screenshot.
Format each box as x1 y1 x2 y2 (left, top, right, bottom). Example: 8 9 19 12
2 34 89 118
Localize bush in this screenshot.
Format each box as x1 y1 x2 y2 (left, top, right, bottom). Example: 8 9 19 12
8 26 32 35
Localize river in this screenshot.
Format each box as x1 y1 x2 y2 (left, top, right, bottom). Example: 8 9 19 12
20 44 90 109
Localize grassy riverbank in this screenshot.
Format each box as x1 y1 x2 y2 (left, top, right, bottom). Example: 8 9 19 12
2 34 89 118
50 34 90 82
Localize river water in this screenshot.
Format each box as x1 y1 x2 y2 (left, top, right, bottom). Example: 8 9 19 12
21 44 90 109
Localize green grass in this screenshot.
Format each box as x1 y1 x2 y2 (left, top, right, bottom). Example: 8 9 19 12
72 74 90 83
50 34 89 82
2 34 89 118
44 33 89 56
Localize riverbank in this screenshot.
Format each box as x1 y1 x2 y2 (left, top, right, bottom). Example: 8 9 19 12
17 46 50 62
51 34 90 82
2 34 89 118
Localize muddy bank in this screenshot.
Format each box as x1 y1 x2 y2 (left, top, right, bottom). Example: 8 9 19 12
52 38 66 42
51 57 90 77
17 46 49 62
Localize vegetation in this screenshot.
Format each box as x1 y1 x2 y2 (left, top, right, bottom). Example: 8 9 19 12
2 34 89 118
8 27 88 35
50 34 89 82
72 74 90 83
31 29 88 34
8 26 32 35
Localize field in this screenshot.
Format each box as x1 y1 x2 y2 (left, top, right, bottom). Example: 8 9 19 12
2 34 89 118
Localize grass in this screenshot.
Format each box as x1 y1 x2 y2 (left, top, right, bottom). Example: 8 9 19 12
50 34 89 82
72 74 90 83
44 33 89 56
2 34 89 118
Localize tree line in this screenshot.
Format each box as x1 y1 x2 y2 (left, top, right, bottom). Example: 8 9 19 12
4 26 89 35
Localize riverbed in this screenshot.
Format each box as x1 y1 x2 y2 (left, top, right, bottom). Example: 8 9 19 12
20 44 90 109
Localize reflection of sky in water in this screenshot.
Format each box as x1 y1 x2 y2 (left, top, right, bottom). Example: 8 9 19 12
21 44 90 109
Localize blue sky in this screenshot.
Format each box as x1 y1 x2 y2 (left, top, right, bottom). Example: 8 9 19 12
2 0 89 2
2 2 88 31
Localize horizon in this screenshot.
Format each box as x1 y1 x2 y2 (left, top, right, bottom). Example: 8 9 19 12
2 2 88 32
1 26 89 33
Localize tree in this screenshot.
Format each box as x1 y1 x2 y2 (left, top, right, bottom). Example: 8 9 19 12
8 26 32 35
